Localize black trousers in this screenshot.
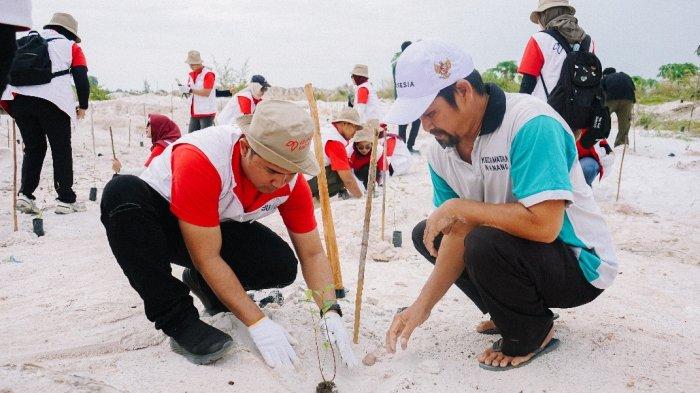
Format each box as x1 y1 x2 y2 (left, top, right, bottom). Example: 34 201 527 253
398 118 421 150
308 165 344 198
100 175 299 336
10 95 76 203
412 220 603 357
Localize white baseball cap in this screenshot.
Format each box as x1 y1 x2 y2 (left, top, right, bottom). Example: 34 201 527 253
384 40 475 125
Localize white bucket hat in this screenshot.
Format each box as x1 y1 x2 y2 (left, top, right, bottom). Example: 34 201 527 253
530 0 576 24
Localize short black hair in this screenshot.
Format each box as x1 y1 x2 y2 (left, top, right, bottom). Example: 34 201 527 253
436 69 485 108
401 41 412 52
603 67 616 76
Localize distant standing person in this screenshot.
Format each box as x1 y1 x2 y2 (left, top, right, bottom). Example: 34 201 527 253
1 12 89 215
0 0 32 96
180 50 216 133
518 0 594 103
351 64 383 123
602 67 636 147
392 41 421 154
216 74 270 126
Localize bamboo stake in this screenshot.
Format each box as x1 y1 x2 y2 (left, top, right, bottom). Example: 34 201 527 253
615 142 628 202
353 123 380 344
12 120 18 231
128 117 132 148
380 130 388 241
6 118 10 148
304 83 345 298
109 126 116 159
170 84 174 120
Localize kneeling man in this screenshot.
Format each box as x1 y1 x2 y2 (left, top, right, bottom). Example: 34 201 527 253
384 40 617 370
101 100 357 368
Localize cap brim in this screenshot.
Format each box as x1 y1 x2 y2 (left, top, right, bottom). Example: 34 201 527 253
383 93 437 125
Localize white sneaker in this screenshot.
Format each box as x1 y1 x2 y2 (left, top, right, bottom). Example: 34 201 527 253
16 194 41 215
55 200 87 214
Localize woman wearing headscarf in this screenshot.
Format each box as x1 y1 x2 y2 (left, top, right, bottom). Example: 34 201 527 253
517 0 593 101
112 113 181 175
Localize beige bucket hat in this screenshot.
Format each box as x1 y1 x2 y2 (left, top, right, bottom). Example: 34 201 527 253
351 128 375 144
45 12 80 42
239 100 319 176
331 107 363 127
530 0 576 24
185 50 203 65
351 64 369 78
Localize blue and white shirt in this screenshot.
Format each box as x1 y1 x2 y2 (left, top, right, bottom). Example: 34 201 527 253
427 84 618 289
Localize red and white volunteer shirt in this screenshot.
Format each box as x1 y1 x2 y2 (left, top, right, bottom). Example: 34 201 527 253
187 67 217 117
318 125 352 171
518 32 596 102
216 88 262 126
144 144 166 167
1 29 87 119
353 81 383 123
140 125 316 232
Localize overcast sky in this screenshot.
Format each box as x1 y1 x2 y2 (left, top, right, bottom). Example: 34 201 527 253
28 0 700 90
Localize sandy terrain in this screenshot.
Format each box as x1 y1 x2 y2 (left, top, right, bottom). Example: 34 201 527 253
0 95 698 392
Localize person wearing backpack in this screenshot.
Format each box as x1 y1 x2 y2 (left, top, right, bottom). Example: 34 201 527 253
0 0 32 98
1 12 90 215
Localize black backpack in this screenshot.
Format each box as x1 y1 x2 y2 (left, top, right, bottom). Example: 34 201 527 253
8 31 70 87
542 29 610 147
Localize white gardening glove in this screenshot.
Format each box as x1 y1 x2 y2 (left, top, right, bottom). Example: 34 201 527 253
320 312 359 368
248 317 299 368
178 85 191 94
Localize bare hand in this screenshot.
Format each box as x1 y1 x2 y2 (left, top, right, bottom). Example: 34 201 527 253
76 108 86 120
112 158 121 173
385 304 430 353
423 201 458 257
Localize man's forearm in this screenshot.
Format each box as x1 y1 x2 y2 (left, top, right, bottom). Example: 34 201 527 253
196 255 264 326
299 251 337 310
415 224 471 311
446 199 564 243
338 170 363 198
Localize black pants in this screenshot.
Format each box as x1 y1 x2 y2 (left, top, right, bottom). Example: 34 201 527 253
0 24 17 96
10 95 76 203
354 164 392 189
398 118 421 150
412 220 603 357
308 165 344 198
188 116 215 133
100 175 299 336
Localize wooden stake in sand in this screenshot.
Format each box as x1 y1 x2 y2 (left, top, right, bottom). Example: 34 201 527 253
170 85 174 120
12 120 18 232
616 142 628 202
304 83 345 298
128 117 132 148
353 123 380 344
109 126 116 159
380 130 388 241
6 118 10 148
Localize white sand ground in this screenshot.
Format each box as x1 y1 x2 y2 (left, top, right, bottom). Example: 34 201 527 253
0 95 698 392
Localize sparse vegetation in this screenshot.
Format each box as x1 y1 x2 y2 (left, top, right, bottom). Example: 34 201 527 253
88 75 110 101
214 57 250 94
303 285 339 393
482 60 522 93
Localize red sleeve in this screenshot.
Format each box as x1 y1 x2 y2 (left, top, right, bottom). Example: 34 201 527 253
325 141 351 171
71 43 87 67
144 144 166 167
518 37 544 77
278 175 317 233
170 144 222 227
202 72 215 89
356 87 369 104
386 137 397 156
237 96 253 114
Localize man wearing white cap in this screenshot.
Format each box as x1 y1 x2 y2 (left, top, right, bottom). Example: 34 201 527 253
100 100 358 368
180 50 217 132
383 40 617 370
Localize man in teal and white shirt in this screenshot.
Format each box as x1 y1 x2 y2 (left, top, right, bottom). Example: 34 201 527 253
383 40 617 371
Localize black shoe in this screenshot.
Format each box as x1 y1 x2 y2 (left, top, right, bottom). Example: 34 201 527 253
408 148 421 155
337 189 351 200
169 318 233 365
182 268 228 316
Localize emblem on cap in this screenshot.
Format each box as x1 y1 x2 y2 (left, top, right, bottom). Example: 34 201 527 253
434 59 452 79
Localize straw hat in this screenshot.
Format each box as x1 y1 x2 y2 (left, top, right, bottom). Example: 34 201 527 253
239 100 319 176
351 64 369 78
331 107 363 128
184 50 203 65
351 128 374 144
530 0 576 24
45 12 80 42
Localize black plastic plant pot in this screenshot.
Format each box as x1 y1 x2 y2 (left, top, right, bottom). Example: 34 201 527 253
32 218 44 237
392 230 402 248
335 288 346 299
140 141 144 147
89 187 97 201
316 381 338 393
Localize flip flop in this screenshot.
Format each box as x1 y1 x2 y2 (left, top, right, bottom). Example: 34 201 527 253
478 338 560 371
479 313 559 335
